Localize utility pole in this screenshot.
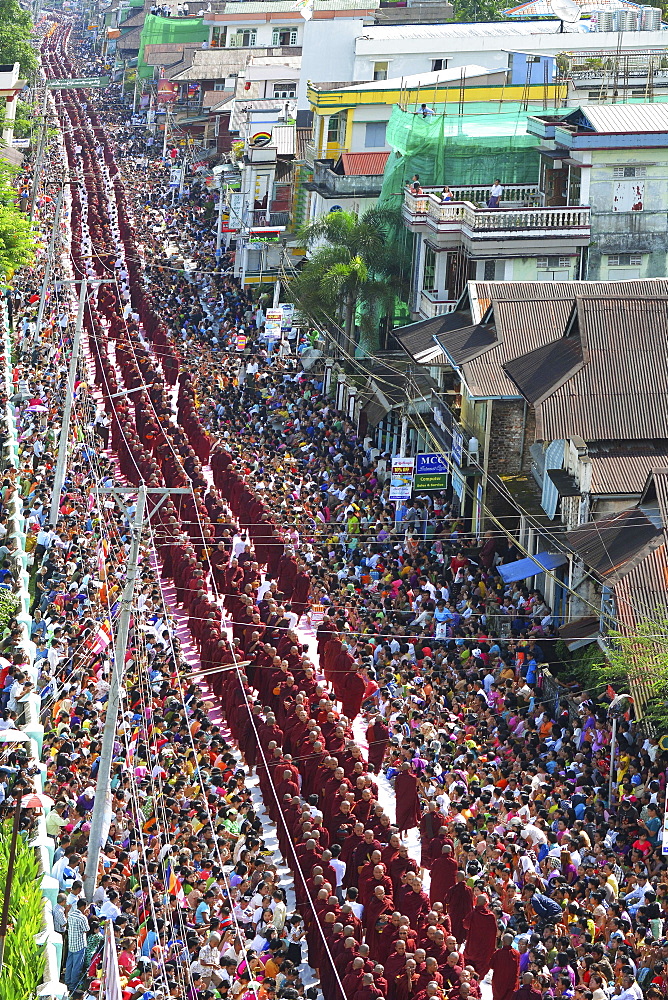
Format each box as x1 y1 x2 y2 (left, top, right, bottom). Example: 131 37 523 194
35 189 64 334
83 485 146 902
28 87 49 224
49 279 87 527
162 106 171 160
81 485 190 902
216 185 224 262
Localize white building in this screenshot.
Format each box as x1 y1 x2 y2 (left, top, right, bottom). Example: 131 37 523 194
350 20 668 85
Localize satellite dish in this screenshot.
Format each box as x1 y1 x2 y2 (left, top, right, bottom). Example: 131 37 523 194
550 0 581 30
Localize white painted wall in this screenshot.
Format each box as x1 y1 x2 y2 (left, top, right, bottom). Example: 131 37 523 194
297 17 365 108
352 25 668 83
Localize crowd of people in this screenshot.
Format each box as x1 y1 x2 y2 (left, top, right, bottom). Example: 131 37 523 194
0 13 667 1000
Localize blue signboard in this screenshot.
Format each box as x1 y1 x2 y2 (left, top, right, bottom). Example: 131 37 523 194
416 453 448 475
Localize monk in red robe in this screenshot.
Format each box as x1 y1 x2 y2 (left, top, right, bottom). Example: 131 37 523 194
394 764 421 835
463 893 498 977
366 715 389 773
489 934 520 1000
444 872 474 944
429 844 458 905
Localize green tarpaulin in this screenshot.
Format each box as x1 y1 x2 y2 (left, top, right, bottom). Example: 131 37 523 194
137 14 209 79
379 103 561 208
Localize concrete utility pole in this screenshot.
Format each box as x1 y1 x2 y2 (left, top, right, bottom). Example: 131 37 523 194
82 484 191 901
49 278 87 526
28 87 50 223
162 106 171 160
35 189 64 334
83 484 146 901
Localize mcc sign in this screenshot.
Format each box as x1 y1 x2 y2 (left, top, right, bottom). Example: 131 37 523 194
414 452 448 490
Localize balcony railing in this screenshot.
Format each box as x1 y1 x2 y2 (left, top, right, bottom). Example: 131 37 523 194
441 184 542 208
404 188 590 237
251 209 290 227
419 290 458 319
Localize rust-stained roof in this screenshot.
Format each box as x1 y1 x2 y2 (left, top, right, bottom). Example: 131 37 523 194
469 278 668 325
589 446 668 496
565 506 663 584
339 151 389 176
538 297 668 442
503 337 584 406
295 127 312 161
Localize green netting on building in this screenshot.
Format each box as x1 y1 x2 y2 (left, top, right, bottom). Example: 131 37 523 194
138 14 209 78
379 103 563 208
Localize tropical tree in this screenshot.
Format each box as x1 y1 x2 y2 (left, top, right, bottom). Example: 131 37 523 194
289 207 410 355
0 0 37 79
453 0 508 21
591 611 668 730
0 161 34 280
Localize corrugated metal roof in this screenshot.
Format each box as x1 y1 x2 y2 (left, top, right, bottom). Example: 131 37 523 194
202 88 232 107
540 296 668 442
339 151 389 176
581 103 668 134
565 506 663 582
589 449 668 496
436 322 496 366
464 278 668 398
505 0 639 13
171 48 248 80
394 309 473 367
295 127 311 161
558 615 600 648
651 468 668 529
503 336 584 405
272 123 296 156
614 540 668 716
346 65 499 92
394 322 447 365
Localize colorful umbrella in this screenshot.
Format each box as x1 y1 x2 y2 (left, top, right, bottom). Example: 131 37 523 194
20 792 54 810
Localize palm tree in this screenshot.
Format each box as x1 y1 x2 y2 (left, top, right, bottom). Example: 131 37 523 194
288 207 409 355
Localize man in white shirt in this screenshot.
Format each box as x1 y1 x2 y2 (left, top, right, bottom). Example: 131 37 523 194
614 970 643 1000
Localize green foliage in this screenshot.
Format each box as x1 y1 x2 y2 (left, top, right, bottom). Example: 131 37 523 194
555 639 608 692
289 207 410 354
0 0 37 79
0 160 35 280
0 818 46 998
0 590 19 633
588 612 668 730
0 203 34 280
453 0 509 21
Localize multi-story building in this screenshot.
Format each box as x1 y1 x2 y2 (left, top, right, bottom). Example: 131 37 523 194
402 102 668 318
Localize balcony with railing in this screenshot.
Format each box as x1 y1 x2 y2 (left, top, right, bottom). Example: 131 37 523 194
304 159 386 199
250 209 290 228
419 290 458 319
403 186 590 244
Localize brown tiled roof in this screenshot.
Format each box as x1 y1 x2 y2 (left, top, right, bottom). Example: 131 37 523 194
339 152 389 176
